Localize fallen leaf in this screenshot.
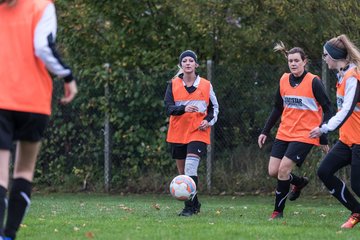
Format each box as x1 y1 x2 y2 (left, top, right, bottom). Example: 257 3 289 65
85 231 95 239
152 203 160 210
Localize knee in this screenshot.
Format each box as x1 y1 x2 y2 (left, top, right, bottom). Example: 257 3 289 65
268 169 278 178
277 167 291 180
317 166 328 181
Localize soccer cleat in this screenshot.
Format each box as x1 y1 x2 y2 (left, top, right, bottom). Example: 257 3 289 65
288 177 309 201
179 199 194 217
268 211 283 220
193 202 201 214
178 200 201 217
341 213 360 229
178 206 195 216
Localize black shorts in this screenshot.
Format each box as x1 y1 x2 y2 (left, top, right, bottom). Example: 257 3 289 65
271 139 313 167
170 141 207 160
0 109 49 150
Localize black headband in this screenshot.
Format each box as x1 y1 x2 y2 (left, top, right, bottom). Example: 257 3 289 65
179 50 198 65
324 42 347 60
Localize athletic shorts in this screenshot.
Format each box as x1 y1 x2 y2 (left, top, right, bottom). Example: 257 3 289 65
170 141 207 160
0 109 49 150
270 139 313 167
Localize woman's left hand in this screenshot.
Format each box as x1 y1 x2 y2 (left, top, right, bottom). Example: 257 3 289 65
199 120 209 131
309 127 322 138
320 144 330 154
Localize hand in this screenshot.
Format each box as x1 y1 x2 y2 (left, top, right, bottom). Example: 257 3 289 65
60 80 78 104
320 144 330 154
309 127 322 139
185 105 199 113
199 120 209 131
258 134 267 149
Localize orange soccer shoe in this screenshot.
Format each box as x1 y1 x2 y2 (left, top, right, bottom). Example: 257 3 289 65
341 213 360 229
268 211 283 221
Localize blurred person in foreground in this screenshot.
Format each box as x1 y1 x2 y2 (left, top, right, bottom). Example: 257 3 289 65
258 42 332 220
0 0 78 239
164 50 219 216
310 34 360 229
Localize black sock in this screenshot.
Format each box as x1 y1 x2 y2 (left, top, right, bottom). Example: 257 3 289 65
189 176 199 206
0 185 7 237
274 179 290 212
289 173 303 186
4 178 32 239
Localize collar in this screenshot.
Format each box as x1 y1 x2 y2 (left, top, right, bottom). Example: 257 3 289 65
181 74 200 87
337 63 355 84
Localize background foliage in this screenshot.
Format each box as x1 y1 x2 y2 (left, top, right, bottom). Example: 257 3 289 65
33 0 360 193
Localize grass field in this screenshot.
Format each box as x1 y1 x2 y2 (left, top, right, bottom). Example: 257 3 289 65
16 193 359 240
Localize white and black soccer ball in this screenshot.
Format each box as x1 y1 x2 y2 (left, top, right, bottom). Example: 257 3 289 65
169 175 196 201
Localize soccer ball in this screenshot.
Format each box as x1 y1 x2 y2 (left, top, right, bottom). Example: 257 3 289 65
169 175 196 201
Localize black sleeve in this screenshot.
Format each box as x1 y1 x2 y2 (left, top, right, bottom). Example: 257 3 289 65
312 77 333 145
312 77 333 123
164 82 186 117
204 100 214 122
312 78 333 145
261 87 283 136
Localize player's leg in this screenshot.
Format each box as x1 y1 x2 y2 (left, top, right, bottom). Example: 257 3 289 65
317 141 360 228
0 110 15 238
170 143 186 174
176 160 185 175
4 141 41 239
268 139 287 219
268 156 281 178
0 150 10 238
341 144 360 229
178 141 206 217
350 144 360 198
287 142 313 201
170 143 192 216
270 156 296 219
4 112 48 240
269 156 305 187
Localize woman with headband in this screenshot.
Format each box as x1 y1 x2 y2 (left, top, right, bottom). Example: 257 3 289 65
310 34 360 229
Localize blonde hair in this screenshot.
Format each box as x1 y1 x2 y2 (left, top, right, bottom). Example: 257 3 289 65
172 65 183 79
274 41 307 61
327 34 360 72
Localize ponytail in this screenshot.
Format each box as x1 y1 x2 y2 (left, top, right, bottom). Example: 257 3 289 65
274 41 288 59
172 65 183 79
274 41 307 61
339 35 360 73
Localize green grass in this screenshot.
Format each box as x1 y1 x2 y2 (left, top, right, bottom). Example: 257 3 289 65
16 193 358 240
